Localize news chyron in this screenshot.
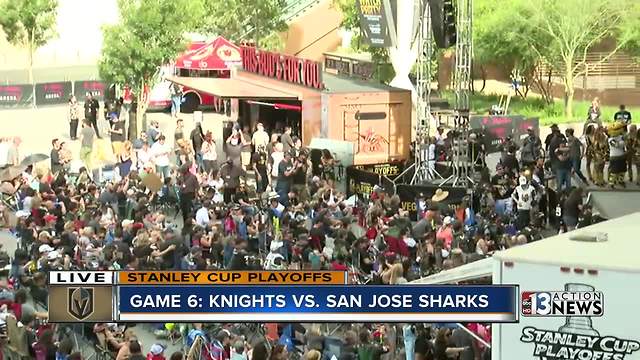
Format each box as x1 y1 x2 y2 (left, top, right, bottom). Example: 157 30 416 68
521 291 604 317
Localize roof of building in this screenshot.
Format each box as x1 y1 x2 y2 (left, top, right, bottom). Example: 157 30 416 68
322 73 409 94
494 212 640 272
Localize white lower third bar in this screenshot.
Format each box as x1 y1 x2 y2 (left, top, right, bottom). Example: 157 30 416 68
118 313 516 322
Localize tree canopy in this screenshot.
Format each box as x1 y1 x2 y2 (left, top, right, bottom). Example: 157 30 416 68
99 0 204 129
198 0 287 49
0 0 58 83
473 0 640 118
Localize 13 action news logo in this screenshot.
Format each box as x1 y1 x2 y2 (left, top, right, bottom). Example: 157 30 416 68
522 291 603 317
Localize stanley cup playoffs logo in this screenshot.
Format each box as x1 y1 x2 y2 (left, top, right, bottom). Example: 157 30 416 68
520 284 640 360
67 287 94 320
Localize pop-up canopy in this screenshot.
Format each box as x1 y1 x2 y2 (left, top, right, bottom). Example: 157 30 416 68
175 36 242 70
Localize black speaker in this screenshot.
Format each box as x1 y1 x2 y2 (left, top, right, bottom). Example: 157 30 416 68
429 0 457 49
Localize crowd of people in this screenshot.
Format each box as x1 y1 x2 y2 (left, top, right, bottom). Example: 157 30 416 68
0 93 633 360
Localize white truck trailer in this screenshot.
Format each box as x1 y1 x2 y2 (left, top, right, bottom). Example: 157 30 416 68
412 212 640 360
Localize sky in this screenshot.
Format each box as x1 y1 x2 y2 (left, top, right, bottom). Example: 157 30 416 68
38 0 120 64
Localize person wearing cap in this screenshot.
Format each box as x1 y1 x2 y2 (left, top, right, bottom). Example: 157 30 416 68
147 343 166 360
436 216 454 250
545 124 565 153
491 164 515 216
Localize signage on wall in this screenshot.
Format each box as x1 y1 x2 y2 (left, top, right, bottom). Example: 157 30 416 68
74 81 107 101
356 0 391 47
241 46 323 89
469 115 540 153
35 81 72 106
0 84 33 108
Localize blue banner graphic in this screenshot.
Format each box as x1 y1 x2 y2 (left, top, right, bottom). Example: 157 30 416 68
117 285 518 323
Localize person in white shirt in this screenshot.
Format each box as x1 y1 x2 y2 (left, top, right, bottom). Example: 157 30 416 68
202 131 218 174
137 142 153 172
264 241 285 270
195 201 211 227
511 175 536 230
151 135 171 179
269 142 284 186
427 136 437 179
252 122 269 150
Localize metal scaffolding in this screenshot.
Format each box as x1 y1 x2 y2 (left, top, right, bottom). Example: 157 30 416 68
410 0 435 185
441 0 474 187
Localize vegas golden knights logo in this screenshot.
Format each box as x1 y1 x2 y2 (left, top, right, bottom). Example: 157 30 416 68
67 287 94 320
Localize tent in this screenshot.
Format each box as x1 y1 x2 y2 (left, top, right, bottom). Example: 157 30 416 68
175 36 242 70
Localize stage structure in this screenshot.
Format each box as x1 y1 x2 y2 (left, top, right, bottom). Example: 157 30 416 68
441 0 474 187
410 0 436 184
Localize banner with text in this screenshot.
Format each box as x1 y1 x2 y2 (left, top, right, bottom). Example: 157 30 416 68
117 285 518 322
74 80 107 101
346 165 381 199
35 81 72 106
470 115 540 153
0 84 34 108
396 184 468 220
356 0 391 47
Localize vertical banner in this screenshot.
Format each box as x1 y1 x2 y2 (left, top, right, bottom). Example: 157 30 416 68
74 80 107 101
356 0 391 47
0 84 34 108
35 81 73 106
396 184 468 220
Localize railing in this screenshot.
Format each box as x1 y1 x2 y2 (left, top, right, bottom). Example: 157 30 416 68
537 52 640 89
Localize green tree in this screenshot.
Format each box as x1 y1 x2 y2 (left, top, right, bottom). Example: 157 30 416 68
99 0 204 133
199 0 287 50
518 0 639 118
0 0 58 84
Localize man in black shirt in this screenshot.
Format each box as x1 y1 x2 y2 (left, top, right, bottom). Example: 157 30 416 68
614 104 632 125
251 148 269 194
491 164 515 215
219 158 246 203
291 152 309 202
276 151 295 205
109 115 126 156
50 139 62 174
179 164 199 222
84 93 100 138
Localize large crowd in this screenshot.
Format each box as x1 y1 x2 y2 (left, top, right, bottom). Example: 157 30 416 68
0 93 633 360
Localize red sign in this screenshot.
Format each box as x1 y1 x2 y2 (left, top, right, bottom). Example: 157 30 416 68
241 46 323 90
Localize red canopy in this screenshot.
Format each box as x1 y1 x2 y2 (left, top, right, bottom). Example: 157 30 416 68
175 37 242 70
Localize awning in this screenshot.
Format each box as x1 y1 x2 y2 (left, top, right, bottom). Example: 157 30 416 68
167 76 299 100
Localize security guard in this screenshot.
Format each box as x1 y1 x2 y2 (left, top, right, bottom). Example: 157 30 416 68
606 121 627 187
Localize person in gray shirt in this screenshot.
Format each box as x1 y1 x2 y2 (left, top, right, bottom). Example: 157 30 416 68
80 119 96 171
280 126 294 153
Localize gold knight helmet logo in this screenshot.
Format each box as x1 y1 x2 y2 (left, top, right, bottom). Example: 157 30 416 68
67 287 94 320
